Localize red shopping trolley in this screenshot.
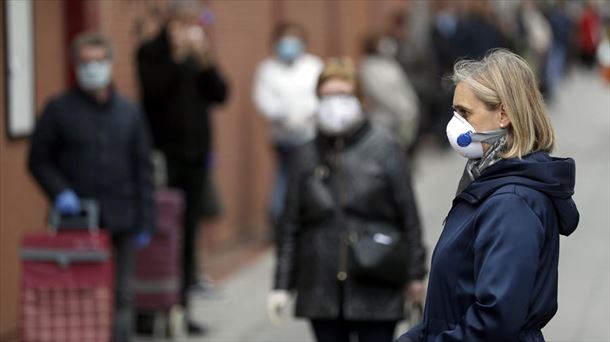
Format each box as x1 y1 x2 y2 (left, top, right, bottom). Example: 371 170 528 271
20 200 114 342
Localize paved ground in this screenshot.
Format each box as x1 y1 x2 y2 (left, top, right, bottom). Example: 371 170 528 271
137 67 610 342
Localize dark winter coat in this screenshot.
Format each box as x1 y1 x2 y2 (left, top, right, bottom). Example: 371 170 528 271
398 152 579 342
28 88 155 234
137 28 228 164
274 121 427 321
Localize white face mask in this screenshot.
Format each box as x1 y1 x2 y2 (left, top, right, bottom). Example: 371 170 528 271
377 37 399 58
317 95 364 136
446 111 507 159
77 60 112 91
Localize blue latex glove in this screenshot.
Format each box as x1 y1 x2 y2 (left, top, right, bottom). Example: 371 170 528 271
134 231 151 249
54 189 81 215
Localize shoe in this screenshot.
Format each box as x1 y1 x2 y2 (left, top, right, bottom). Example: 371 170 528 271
135 313 153 335
187 320 208 335
189 277 223 299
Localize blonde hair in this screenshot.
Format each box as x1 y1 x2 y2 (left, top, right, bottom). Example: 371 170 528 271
316 57 364 103
452 49 555 159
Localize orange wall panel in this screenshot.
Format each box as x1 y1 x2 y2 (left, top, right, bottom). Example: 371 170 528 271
0 0 66 338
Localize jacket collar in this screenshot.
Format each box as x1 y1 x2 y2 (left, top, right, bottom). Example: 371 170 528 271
75 85 116 109
316 120 372 150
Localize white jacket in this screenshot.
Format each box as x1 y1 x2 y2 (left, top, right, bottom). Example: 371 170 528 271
360 55 420 149
253 53 323 146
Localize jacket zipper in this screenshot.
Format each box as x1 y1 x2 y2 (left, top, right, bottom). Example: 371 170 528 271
335 138 349 282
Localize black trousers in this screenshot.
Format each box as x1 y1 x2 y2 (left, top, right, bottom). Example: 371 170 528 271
167 159 206 311
310 319 397 342
112 233 136 342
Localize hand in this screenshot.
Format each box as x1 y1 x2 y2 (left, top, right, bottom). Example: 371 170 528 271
54 189 81 215
406 281 426 305
266 290 290 325
168 23 190 63
187 26 212 67
134 231 152 249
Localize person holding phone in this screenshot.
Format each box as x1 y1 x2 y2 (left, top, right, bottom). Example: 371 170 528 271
137 0 229 335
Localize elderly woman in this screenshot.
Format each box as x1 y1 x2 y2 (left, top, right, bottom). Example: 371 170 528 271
398 49 579 342
267 57 428 342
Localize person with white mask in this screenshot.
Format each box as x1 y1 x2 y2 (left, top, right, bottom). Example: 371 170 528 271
28 32 155 342
267 58 427 342
397 49 579 342
252 22 323 228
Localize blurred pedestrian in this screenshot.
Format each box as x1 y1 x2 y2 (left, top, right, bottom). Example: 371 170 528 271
390 7 447 149
577 1 601 67
136 0 229 335
430 0 461 79
252 22 323 229
397 49 579 342
267 58 427 342
545 0 573 97
429 0 463 150
458 0 514 60
597 25 610 82
517 0 553 95
28 32 155 342
360 30 420 152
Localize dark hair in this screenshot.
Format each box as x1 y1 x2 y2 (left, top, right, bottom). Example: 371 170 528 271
271 22 307 45
70 32 113 63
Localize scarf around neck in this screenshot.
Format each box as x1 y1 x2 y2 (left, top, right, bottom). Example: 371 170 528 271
456 135 507 196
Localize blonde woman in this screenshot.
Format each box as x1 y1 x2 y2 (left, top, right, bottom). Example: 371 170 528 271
398 49 579 342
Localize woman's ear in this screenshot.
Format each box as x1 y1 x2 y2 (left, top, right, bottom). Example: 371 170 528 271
499 105 511 128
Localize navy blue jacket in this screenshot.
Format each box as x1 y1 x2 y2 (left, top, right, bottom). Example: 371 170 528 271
398 152 579 342
28 88 155 234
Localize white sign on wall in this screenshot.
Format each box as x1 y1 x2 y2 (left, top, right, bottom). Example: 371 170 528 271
5 0 35 139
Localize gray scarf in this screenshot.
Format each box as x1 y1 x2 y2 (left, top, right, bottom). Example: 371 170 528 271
456 135 507 196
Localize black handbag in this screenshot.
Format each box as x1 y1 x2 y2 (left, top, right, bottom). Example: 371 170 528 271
348 223 409 285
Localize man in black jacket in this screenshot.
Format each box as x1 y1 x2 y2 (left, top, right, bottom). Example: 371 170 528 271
28 32 154 342
137 1 228 334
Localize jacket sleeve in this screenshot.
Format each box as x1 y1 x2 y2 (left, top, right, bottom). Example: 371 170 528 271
273 150 304 290
130 108 156 233
28 101 70 200
435 194 544 342
197 65 229 104
386 142 427 281
252 62 286 122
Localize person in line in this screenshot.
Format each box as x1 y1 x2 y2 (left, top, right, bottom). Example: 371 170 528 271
577 1 601 68
28 32 155 342
267 58 427 342
398 49 579 342
252 22 323 230
360 30 420 153
137 0 229 335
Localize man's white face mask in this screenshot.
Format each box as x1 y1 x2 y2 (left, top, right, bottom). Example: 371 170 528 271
77 60 112 91
317 95 364 136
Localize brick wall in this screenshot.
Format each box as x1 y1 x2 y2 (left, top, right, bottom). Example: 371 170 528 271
0 1 67 339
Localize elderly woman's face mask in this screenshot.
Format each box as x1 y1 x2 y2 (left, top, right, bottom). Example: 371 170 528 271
317 95 363 135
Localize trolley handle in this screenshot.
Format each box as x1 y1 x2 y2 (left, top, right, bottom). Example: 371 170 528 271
48 199 100 233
